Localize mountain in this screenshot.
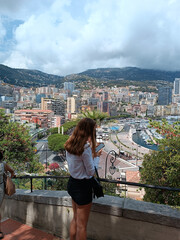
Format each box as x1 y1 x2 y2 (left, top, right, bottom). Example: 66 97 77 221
1 64 180 88
0 64 64 87
78 67 180 82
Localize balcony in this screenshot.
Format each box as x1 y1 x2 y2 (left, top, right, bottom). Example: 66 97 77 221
1 189 180 240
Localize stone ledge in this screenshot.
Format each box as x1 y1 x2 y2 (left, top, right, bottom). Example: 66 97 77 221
123 198 180 228
6 189 180 229
7 189 72 207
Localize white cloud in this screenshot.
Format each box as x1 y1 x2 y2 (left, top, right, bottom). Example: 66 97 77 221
0 19 6 41
1 0 180 75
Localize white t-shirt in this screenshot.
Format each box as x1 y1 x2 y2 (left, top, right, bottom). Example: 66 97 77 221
66 143 100 179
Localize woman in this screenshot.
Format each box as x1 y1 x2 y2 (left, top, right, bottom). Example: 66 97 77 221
0 151 15 239
65 118 102 240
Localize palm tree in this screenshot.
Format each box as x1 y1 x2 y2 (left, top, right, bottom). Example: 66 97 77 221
81 110 109 126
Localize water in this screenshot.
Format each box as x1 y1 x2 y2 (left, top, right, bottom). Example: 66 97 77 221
132 131 158 151
110 126 119 131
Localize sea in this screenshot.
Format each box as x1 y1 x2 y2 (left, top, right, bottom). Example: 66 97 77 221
132 131 158 151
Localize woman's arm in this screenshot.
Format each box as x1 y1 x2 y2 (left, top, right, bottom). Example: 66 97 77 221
82 147 100 176
4 163 15 178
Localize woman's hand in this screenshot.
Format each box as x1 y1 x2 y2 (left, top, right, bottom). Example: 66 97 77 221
11 172 16 178
94 149 102 157
5 163 15 178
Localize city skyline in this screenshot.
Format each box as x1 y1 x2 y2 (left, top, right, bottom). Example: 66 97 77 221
1 0 180 76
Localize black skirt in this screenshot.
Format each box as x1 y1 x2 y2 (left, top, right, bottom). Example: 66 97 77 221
67 176 93 205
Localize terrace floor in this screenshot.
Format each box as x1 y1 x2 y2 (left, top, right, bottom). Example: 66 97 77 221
1 219 62 240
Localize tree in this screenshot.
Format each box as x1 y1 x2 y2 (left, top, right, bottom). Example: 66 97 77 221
49 168 70 191
81 110 109 126
49 120 78 134
0 109 44 173
0 109 9 139
140 119 180 206
27 157 44 173
48 134 69 153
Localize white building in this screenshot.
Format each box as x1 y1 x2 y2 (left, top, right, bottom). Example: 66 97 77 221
174 78 180 95
67 97 80 114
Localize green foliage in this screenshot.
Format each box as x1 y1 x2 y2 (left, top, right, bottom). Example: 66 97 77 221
0 109 9 138
81 110 109 125
149 119 180 143
140 120 180 206
0 109 44 174
102 180 118 196
48 134 69 152
107 113 132 119
48 169 70 191
0 122 34 172
0 64 64 88
49 120 78 134
13 177 44 190
62 120 79 133
28 156 44 173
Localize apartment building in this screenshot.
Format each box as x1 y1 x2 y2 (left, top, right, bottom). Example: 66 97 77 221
41 98 65 116
67 97 80 114
14 109 54 128
51 115 65 128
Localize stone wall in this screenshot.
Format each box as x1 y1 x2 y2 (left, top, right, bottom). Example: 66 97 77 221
1 189 180 240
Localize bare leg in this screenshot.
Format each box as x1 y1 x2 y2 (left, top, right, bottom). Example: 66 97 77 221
0 213 3 239
76 202 92 240
70 200 77 240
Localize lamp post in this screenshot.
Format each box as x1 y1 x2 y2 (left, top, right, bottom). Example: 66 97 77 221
46 146 48 170
136 145 139 166
105 150 117 178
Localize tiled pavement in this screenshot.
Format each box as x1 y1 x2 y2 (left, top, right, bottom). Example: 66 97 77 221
1 219 62 240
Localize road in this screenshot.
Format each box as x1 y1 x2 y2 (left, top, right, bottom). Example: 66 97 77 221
35 138 66 169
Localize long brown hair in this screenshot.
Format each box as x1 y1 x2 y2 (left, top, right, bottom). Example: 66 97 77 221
64 118 96 156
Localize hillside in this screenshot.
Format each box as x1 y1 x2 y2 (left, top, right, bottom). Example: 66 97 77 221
0 64 64 87
78 67 180 82
1 64 180 88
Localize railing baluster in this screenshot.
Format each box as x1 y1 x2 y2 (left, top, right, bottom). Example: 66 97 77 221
30 177 33 192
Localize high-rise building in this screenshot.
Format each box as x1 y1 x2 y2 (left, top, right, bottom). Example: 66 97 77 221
41 98 52 110
174 78 180 95
67 97 80 114
97 101 109 114
103 91 109 101
41 98 65 116
51 99 65 116
158 86 172 105
64 82 75 92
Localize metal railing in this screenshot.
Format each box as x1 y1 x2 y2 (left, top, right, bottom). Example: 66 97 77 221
13 175 180 193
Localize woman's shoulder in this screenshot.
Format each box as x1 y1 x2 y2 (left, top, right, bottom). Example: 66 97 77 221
83 142 92 155
84 142 91 149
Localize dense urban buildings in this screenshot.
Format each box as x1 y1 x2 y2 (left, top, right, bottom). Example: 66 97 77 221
64 82 75 93
0 78 179 129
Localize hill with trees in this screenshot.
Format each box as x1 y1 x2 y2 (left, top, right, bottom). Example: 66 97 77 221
1 64 180 88
0 64 64 88
79 67 180 82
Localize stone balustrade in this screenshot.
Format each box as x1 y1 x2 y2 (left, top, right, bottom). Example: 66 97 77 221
1 189 180 240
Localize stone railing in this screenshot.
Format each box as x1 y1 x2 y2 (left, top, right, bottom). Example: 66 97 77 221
1 189 180 240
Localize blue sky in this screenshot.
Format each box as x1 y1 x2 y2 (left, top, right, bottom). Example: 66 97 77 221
0 0 180 76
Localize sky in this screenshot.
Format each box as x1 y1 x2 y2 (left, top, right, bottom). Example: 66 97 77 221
0 0 180 76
